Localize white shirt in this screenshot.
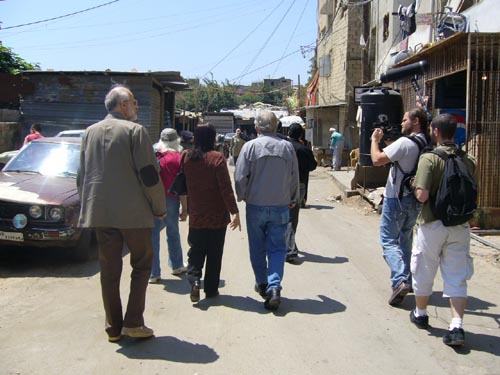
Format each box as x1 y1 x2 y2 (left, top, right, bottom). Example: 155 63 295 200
383 133 426 198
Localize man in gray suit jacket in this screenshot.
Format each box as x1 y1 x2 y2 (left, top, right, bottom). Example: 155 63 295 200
77 84 166 342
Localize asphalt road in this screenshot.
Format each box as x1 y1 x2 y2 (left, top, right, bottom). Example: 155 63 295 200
1 166 499 375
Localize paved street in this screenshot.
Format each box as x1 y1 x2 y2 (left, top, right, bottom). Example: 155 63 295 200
1 166 499 375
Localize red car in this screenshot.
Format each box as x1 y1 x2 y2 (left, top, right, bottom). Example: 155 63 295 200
0 137 95 260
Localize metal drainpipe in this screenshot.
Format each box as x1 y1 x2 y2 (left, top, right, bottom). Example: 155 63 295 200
429 0 435 42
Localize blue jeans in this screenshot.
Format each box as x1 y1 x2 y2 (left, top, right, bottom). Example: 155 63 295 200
151 196 184 277
246 204 289 292
380 195 421 289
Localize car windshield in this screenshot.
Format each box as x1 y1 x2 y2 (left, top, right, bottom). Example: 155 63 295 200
4 142 80 177
56 130 84 137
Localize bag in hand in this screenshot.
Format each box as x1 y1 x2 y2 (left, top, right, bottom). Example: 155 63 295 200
168 153 188 196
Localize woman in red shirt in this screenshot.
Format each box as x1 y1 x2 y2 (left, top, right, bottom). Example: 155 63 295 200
23 123 44 145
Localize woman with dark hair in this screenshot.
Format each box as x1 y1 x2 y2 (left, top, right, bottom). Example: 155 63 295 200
23 123 44 145
183 123 241 302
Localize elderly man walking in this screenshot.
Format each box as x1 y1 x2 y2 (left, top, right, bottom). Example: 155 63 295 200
235 111 299 311
77 84 166 342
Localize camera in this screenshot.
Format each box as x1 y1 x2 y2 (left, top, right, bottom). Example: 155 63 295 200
372 114 402 142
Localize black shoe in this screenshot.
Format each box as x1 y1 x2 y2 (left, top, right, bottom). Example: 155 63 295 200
254 283 268 299
264 288 281 311
190 280 201 303
409 310 429 329
388 281 410 306
205 290 219 299
443 328 465 346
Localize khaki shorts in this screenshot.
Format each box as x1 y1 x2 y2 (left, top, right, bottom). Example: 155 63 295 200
411 220 474 298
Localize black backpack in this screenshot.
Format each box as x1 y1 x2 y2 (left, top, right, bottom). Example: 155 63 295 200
430 148 477 226
395 135 428 199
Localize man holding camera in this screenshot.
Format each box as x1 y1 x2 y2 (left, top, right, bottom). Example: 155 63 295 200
370 107 428 306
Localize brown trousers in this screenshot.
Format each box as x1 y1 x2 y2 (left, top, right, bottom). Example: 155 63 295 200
95 228 153 337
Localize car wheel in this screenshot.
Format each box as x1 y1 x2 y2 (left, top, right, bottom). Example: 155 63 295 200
71 229 97 261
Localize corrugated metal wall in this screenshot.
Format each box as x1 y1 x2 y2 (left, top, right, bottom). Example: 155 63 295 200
19 73 162 141
396 33 500 211
467 33 500 209
204 113 235 134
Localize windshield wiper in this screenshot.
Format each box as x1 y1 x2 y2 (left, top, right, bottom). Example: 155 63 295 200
58 171 77 178
5 169 42 174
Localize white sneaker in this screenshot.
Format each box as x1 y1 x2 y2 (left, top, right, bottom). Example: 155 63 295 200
149 276 161 284
171 265 188 275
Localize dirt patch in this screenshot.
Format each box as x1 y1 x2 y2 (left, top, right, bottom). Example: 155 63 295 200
470 236 500 269
342 194 378 216
326 169 500 268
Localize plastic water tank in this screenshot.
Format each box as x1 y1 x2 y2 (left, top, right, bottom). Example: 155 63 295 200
359 88 403 166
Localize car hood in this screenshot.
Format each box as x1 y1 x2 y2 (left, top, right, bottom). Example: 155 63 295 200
0 172 79 205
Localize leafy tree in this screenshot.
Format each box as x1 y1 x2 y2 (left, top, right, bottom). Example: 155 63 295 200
307 54 317 85
239 92 263 105
0 44 40 73
176 78 239 112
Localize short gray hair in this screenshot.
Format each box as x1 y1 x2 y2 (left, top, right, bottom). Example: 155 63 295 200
104 84 131 112
254 111 278 133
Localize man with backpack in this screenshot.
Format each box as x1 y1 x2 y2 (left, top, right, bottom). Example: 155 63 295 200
409 114 477 347
371 107 429 306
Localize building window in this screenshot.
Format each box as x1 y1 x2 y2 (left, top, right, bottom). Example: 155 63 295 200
319 55 331 77
383 13 390 42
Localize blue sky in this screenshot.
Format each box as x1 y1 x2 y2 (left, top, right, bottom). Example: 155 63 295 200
0 0 317 85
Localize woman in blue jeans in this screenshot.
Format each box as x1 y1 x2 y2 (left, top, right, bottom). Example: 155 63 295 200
149 128 188 283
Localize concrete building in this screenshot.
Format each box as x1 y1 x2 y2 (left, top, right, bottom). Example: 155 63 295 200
309 0 499 227
306 0 367 166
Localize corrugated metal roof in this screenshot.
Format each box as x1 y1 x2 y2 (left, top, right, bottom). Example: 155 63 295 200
20 70 191 92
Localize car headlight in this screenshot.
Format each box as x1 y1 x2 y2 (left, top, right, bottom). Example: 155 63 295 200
48 207 64 221
13 214 28 229
29 205 43 219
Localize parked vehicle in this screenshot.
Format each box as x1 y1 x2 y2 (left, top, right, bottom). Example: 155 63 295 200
224 132 236 143
0 130 85 170
0 150 20 170
0 137 95 261
55 129 85 137
215 133 230 158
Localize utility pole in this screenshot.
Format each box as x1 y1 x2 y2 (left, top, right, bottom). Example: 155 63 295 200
297 74 301 108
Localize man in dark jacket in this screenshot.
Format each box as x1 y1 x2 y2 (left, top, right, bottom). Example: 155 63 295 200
286 123 317 262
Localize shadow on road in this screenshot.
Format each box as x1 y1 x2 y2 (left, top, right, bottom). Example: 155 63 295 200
159 278 227 296
302 204 335 210
0 247 99 278
426 326 500 357
393 291 500 356
116 336 219 363
194 294 346 316
289 251 349 265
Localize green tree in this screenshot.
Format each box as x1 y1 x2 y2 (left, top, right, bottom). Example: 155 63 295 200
176 78 239 112
239 92 263 105
0 44 40 73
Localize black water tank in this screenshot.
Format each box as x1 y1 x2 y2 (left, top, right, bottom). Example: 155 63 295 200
359 88 403 166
